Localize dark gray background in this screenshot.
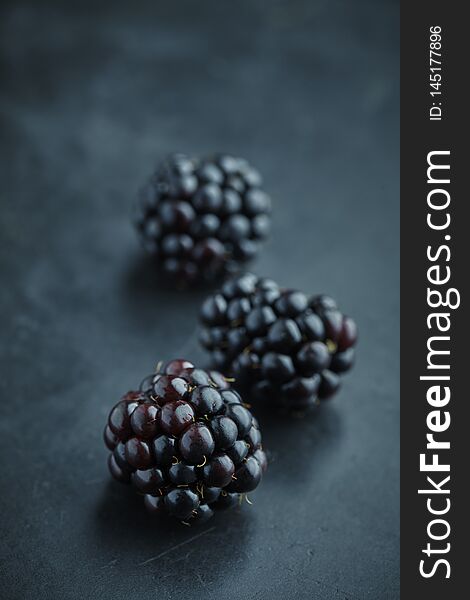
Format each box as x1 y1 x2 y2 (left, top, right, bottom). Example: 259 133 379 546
0 1 399 598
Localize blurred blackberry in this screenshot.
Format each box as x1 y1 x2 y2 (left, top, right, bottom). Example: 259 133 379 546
104 359 267 524
135 154 271 285
198 273 358 411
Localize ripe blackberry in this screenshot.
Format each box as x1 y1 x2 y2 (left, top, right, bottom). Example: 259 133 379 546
135 154 272 285
198 273 358 411
104 359 267 524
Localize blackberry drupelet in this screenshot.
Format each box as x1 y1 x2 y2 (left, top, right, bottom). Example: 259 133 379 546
198 273 358 411
104 359 267 524
135 154 272 284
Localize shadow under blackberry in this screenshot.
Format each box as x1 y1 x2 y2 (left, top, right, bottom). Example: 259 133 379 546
248 399 344 489
91 480 255 590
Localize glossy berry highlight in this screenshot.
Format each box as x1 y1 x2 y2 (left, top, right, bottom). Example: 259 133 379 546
104 359 267 524
198 273 358 411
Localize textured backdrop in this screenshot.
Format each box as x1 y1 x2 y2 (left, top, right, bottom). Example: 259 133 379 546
0 1 399 598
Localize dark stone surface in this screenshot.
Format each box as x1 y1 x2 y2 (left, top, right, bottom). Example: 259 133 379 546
0 1 399 598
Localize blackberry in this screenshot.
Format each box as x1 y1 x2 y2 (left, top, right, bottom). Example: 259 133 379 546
198 273 358 411
135 154 272 285
104 358 267 524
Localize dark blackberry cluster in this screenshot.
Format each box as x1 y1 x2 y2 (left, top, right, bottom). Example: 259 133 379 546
135 153 271 284
199 273 358 411
104 359 267 524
